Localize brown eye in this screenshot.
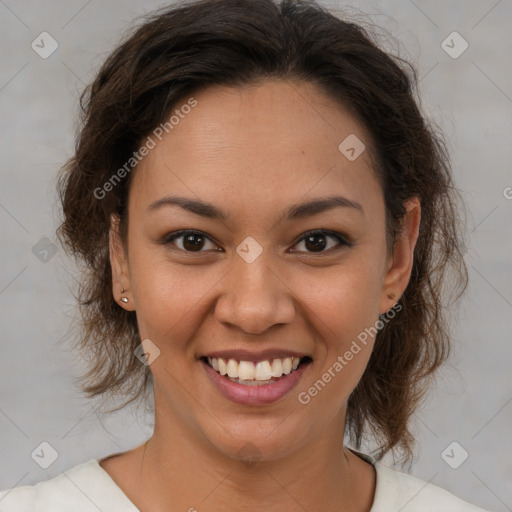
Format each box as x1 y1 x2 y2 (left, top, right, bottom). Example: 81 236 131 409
164 230 219 252
291 230 350 253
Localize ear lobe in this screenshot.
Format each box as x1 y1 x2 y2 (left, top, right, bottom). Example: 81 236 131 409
109 214 135 311
379 197 421 314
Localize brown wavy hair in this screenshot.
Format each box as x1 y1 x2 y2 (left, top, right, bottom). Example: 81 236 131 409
56 0 468 463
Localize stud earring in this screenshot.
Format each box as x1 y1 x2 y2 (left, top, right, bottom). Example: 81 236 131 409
120 289 129 303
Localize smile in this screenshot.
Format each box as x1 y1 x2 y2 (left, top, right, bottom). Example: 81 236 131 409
205 356 305 384
200 355 313 405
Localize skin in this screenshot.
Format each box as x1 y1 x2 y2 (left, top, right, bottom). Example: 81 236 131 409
102 79 421 511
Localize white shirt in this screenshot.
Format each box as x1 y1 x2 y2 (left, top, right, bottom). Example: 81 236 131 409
0 452 490 511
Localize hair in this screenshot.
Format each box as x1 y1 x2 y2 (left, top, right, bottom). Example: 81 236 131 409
57 0 468 463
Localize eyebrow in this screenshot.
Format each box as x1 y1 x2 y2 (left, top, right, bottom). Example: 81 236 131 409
146 194 363 220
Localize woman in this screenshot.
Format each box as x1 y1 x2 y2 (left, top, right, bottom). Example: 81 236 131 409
0 0 490 510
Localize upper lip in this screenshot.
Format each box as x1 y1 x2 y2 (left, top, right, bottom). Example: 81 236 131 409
200 349 311 362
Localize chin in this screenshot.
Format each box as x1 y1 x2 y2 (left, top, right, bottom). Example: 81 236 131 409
197 413 309 465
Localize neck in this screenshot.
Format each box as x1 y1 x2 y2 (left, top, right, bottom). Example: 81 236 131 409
133 405 375 511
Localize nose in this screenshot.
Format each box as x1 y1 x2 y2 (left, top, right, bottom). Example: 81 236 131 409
214 254 296 335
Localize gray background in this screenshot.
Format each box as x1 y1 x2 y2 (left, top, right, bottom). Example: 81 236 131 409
1 0 511 510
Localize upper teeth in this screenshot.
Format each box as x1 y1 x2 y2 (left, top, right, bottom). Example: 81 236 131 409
207 356 301 380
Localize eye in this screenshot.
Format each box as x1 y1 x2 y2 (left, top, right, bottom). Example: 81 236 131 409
163 230 221 252
162 229 351 254
290 230 351 254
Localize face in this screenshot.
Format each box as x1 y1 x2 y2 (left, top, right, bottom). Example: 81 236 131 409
110 79 420 463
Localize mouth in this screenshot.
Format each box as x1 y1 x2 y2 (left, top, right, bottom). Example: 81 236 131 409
201 355 312 385
200 354 313 405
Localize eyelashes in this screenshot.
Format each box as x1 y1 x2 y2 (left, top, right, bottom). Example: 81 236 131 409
161 229 352 254
291 230 352 253
163 230 220 252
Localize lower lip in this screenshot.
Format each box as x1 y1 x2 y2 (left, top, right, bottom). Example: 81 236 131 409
201 359 310 405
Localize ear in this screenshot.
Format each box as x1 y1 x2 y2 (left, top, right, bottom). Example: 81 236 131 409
109 213 135 311
379 197 421 314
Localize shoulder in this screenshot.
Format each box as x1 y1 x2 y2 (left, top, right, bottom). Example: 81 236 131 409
0 458 138 512
372 461 491 512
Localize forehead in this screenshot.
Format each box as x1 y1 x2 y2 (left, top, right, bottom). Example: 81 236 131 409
129 79 382 221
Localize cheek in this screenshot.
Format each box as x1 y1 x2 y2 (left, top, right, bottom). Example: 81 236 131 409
127 244 214 347
294 285 379 418
298 256 385 343
291 252 385 403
